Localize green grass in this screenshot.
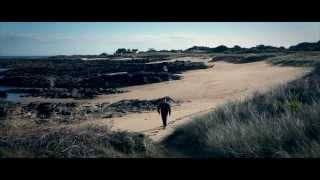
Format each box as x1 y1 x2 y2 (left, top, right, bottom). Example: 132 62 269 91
163 52 320 158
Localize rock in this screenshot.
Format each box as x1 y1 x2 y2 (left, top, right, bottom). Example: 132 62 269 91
0 91 7 98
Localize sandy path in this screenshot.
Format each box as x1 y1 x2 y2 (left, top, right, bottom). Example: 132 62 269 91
68 59 310 142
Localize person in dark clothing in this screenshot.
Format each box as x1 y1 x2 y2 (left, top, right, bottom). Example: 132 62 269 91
157 98 171 129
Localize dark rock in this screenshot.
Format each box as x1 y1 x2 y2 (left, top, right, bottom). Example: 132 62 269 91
0 59 208 89
0 91 7 98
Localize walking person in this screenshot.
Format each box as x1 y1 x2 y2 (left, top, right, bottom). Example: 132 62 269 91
157 98 171 129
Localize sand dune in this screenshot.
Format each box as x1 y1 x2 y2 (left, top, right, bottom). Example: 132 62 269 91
77 59 310 141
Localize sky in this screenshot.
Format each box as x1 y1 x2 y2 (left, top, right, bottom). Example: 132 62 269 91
0 22 319 56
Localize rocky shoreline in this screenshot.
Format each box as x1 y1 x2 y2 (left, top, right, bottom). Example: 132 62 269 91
0 57 209 101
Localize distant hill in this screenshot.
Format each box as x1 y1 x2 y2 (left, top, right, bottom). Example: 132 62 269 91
185 41 320 53
184 46 212 53
289 40 320 51
184 44 286 53
43 40 320 58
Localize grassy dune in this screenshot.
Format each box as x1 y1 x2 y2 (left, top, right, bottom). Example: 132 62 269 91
163 52 320 158
268 52 320 67
0 123 165 158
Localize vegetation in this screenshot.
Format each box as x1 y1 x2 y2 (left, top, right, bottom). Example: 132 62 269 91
210 53 278 64
185 45 287 54
185 40 320 54
0 124 165 158
289 40 320 51
210 52 320 66
163 52 320 158
115 48 138 54
268 52 320 67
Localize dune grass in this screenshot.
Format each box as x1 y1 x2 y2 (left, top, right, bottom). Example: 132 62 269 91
163 53 320 158
268 52 320 67
0 124 165 158
210 53 281 64
210 52 320 66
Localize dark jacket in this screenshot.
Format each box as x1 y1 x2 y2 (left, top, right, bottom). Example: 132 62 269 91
157 102 171 116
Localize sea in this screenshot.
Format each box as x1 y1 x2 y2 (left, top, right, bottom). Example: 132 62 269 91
0 58 35 102
0 86 27 103
0 56 49 60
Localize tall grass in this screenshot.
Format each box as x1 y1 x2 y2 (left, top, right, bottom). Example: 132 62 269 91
163 54 320 158
210 53 278 64
0 124 165 158
268 52 320 67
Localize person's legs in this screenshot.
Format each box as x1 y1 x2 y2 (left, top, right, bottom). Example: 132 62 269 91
161 113 167 129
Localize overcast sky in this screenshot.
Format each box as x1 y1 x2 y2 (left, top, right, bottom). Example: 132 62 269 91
0 22 319 56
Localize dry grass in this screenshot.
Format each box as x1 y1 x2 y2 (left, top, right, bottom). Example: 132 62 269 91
0 123 165 158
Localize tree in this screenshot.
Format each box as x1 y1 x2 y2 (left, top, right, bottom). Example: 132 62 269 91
185 46 211 52
233 45 241 49
279 46 286 50
213 45 228 52
147 48 156 52
230 45 243 52
99 52 108 56
115 48 128 54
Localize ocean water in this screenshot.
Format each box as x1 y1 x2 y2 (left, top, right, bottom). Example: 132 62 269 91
0 56 49 60
0 68 9 72
0 86 26 103
0 56 44 102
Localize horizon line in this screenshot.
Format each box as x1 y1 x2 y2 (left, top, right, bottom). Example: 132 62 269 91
1 39 319 57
